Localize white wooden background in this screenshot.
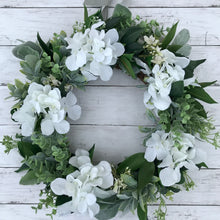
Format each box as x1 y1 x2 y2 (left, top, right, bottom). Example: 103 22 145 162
1 0 220 219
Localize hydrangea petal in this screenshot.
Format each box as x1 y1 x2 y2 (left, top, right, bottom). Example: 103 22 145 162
54 120 70 134
104 29 119 44
41 119 54 136
144 147 157 162
51 178 68 195
67 105 81 121
159 167 180 186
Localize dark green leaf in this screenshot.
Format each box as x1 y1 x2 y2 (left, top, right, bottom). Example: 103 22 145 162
184 59 206 79
193 100 207 118
117 153 145 173
105 17 121 30
121 26 145 44
196 162 208 169
137 203 148 220
161 22 178 49
55 195 72 206
119 55 136 79
187 86 217 104
18 141 41 158
15 163 29 173
126 42 143 54
89 144 95 160
20 170 38 185
112 4 132 20
199 80 217 88
170 80 184 98
138 161 155 192
37 32 53 57
168 186 181 193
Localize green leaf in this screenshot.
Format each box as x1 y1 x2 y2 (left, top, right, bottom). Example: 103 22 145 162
137 203 148 220
176 44 192 57
161 22 178 49
138 161 155 192
95 200 120 220
18 141 41 158
184 59 206 79
55 195 72 206
117 153 145 173
187 86 217 104
196 162 208 169
126 42 143 54
119 55 136 79
84 4 89 27
105 17 121 30
89 144 95 160
199 80 217 88
193 100 207 118
121 26 145 44
170 80 184 99
121 174 137 188
20 170 38 185
37 32 53 57
13 45 39 60
112 4 132 20
15 163 29 173
172 29 190 47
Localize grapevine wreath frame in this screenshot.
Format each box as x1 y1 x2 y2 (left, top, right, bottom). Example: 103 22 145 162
1 3 220 220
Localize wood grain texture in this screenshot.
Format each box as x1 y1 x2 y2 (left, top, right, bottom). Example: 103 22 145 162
1 46 220 86
0 8 220 45
0 125 219 168
0 204 220 220
1 168 220 205
0 86 220 126
0 1 220 219
0 0 220 8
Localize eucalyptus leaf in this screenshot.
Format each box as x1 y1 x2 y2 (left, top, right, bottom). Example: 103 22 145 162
121 174 137 188
112 4 132 20
172 29 190 46
13 45 39 60
176 44 192 57
20 170 38 185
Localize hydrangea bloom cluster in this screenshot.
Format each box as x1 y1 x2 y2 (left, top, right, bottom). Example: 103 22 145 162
144 130 207 186
12 83 81 136
143 49 190 111
51 149 114 218
65 21 125 81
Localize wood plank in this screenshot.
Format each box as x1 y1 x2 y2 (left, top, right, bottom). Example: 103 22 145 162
0 0 219 8
0 8 220 45
0 204 220 220
0 168 220 205
0 125 219 168
1 46 220 86
0 86 220 126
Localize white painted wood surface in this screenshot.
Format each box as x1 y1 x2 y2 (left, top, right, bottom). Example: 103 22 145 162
0 1 220 220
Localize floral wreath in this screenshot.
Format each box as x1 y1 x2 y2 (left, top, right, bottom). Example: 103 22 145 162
1 4 220 220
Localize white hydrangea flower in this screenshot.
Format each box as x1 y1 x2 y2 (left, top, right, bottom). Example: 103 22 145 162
66 21 125 81
143 49 190 111
51 173 99 218
61 91 81 121
51 148 114 218
156 132 207 186
144 130 173 162
12 82 81 136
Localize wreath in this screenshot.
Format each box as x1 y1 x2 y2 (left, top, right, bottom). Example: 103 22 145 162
1 3 220 220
